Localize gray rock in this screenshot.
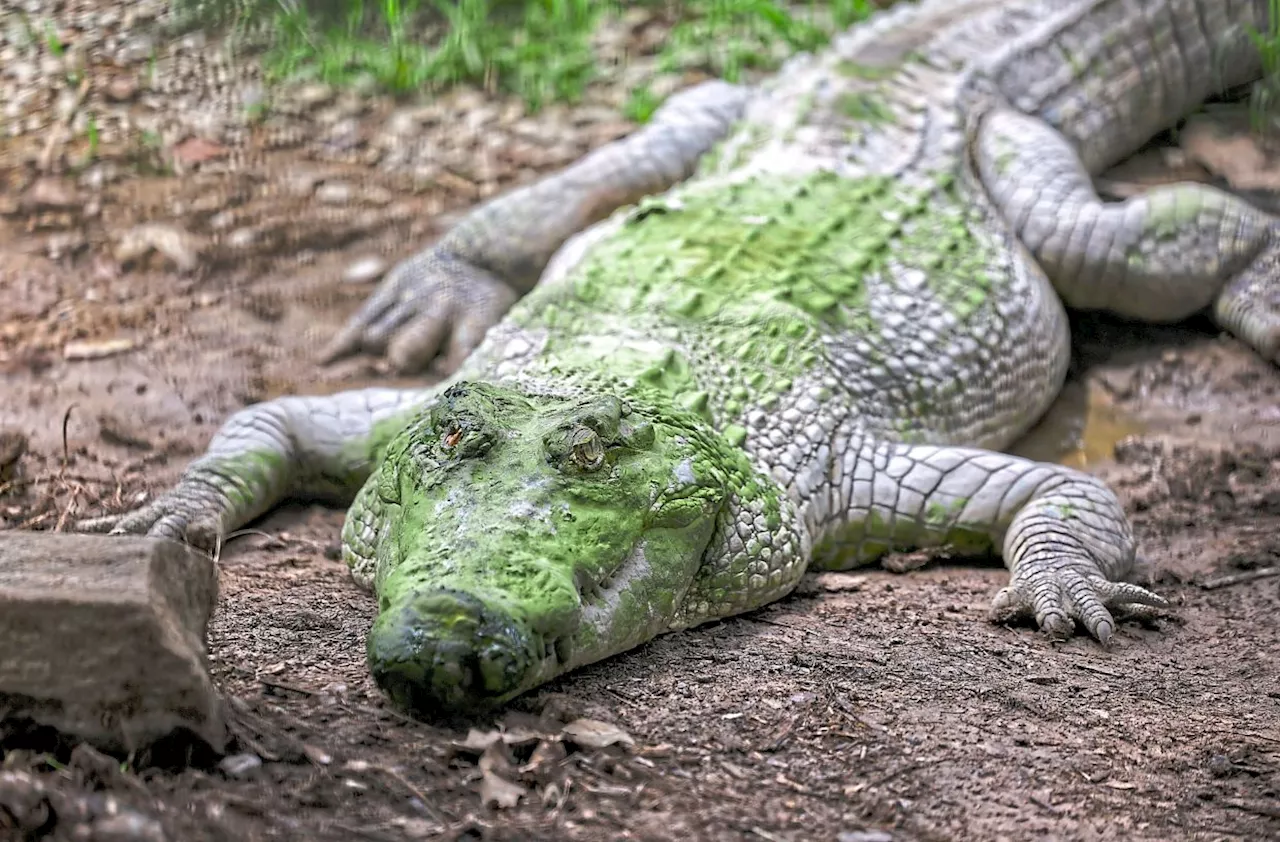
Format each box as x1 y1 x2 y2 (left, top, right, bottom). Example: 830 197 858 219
0 532 224 753
0 771 51 834
1206 754 1234 777
116 34 154 65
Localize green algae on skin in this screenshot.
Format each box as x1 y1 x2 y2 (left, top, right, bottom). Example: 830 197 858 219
211 449 292 510
542 168 999 345
837 91 895 123
336 406 426 479
836 59 898 80
504 169 1002 442
1144 185 1210 240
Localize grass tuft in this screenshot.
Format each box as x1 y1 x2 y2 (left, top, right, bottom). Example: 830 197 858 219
1246 0 1280 141
259 0 599 109
173 0 882 111
658 0 875 83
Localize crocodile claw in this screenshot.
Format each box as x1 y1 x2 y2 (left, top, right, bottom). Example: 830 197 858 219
321 248 518 374
76 475 233 550
989 562 1170 645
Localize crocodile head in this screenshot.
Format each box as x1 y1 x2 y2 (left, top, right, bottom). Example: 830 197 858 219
350 380 729 716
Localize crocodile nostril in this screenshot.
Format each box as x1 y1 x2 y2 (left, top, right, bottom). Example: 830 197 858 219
435 417 495 458
366 589 540 716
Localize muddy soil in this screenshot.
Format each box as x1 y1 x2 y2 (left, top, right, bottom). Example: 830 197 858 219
2 11 1280 842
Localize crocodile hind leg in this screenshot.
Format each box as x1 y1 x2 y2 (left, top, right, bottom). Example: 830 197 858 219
810 436 1166 643
973 107 1280 362
321 80 751 373
77 387 434 547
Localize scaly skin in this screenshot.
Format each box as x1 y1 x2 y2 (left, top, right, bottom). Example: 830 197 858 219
82 0 1280 716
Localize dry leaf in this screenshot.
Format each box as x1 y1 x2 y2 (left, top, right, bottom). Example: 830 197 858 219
302 745 332 766
478 742 515 775
1094 147 1211 199
172 137 228 166
26 177 79 210
454 723 549 756
520 739 568 774
114 223 204 272
477 741 525 808
814 572 866 593
1181 110 1280 192
454 728 504 753
479 768 525 809
561 718 634 749
500 726 546 747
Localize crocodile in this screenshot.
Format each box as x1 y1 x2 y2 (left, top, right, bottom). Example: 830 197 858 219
82 0 1280 716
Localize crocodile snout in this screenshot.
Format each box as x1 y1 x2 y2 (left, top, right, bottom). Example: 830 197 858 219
366 589 539 714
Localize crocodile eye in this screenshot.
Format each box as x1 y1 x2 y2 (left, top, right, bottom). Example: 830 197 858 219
569 427 605 471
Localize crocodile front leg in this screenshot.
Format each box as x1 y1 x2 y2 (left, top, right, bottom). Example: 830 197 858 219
811 436 1166 643
321 80 751 373
78 387 433 546
974 107 1280 362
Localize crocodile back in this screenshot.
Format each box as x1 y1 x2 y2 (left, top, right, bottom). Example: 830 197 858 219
462 0 1266 488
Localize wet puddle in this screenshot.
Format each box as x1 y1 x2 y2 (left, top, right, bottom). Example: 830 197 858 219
1011 379 1149 469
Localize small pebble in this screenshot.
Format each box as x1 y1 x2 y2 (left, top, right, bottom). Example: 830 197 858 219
217 752 263 778
104 76 139 101
303 744 333 766
343 255 387 284
1024 674 1060 685
384 110 421 138
293 82 335 109
838 832 893 842
315 182 353 205
1206 754 1233 778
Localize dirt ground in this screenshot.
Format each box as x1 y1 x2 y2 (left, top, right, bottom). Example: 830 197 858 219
3 13 1280 842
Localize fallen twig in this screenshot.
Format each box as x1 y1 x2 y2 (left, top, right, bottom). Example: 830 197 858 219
867 760 925 789
1072 662 1122 678
1223 798 1280 819
257 676 315 697
1200 566 1279 590
53 483 81 532
39 76 91 172
60 404 77 467
374 764 450 827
